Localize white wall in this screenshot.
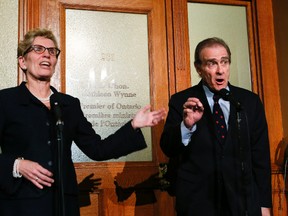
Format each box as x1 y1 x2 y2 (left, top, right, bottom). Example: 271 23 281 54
0 0 18 90
0 0 18 153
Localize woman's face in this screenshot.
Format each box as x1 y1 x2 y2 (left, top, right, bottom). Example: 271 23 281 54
195 44 230 91
18 36 58 81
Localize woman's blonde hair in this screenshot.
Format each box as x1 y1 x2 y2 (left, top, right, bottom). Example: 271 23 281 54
17 28 59 58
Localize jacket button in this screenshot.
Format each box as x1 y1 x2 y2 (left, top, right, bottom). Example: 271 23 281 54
48 161 53 166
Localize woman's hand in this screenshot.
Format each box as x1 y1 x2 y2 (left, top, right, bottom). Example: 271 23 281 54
131 105 166 129
17 159 54 189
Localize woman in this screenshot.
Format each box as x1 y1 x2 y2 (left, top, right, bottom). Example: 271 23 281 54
0 28 166 216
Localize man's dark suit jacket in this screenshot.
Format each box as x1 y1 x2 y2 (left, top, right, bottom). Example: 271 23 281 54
160 81 272 216
0 82 147 215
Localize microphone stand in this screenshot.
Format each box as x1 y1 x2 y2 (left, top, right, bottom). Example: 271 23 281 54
236 107 249 216
56 118 65 216
219 89 248 215
50 97 66 216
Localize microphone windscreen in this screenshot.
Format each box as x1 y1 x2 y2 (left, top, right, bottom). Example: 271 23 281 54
219 88 230 101
50 93 62 121
219 88 242 110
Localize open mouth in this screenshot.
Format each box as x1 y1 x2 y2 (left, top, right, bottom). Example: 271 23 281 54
216 78 225 84
40 61 51 68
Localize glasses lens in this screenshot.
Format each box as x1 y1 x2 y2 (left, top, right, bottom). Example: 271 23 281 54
47 48 55 55
33 45 46 54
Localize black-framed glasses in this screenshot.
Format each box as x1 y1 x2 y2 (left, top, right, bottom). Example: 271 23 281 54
23 44 61 57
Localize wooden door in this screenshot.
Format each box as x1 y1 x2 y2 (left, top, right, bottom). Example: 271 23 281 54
19 0 175 215
166 0 287 215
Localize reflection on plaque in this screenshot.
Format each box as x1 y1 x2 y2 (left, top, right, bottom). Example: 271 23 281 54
65 9 151 162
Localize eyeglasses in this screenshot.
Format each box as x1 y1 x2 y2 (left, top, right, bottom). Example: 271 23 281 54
23 45 61 57
203 58 230 69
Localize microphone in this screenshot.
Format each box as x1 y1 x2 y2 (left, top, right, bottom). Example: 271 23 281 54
50 94 64 126
219 89 242 110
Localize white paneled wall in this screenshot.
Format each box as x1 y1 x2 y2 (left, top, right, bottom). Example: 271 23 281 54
0 0 18 90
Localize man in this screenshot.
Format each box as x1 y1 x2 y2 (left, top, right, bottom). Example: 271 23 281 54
160 37 272 216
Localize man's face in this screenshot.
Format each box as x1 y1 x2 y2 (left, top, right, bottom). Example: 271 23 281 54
195 44 230 91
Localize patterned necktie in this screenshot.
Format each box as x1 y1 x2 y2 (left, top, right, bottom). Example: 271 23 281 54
213 94 227 143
